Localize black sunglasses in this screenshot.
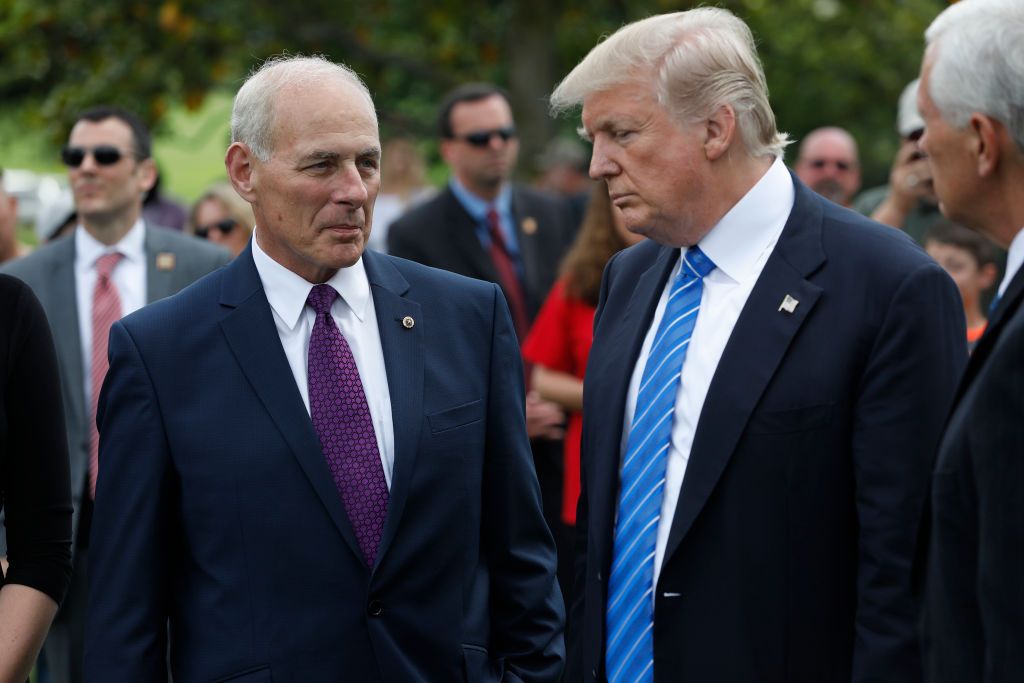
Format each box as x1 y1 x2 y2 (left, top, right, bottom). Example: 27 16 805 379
455 126 517 148
808 158 854 172
194 218 237 239
61 145 134 168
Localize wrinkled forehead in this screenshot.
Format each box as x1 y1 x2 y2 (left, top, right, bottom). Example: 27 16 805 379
580 81 659 134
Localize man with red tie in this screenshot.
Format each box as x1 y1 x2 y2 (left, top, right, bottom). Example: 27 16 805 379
0 107 229 683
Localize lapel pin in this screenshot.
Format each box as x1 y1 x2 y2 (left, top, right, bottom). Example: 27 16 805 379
155 252 176 271
401 316 415 329
778 294 799 314
521 217 538 235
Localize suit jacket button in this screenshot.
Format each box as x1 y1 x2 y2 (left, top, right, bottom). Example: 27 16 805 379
596 571 602 582
368 600 383 617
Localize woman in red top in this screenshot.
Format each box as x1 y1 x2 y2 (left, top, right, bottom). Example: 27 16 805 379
523 182 642 526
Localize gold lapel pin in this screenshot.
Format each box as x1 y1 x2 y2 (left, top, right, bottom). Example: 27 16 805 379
402 316 415 329
778 294 799 314
521 217 538 235
155 252 176 271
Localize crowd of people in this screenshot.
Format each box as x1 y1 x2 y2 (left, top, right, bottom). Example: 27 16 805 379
0 0 1021 681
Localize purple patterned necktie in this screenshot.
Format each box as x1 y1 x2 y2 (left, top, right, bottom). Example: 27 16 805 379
306 284 388 567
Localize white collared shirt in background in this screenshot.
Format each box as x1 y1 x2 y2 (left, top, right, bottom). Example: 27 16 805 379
251 231 395 488
620 157 796 589
75 219 148 403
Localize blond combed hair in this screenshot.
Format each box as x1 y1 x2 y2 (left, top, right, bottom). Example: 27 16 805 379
550 8 789 159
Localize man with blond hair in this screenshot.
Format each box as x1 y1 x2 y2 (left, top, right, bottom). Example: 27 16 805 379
84 55 563 681
550 8 965 682
917 1 1024 680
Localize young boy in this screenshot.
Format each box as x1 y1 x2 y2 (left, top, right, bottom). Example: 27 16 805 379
924 220 1000 352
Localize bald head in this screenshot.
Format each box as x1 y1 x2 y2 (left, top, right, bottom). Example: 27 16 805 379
794 127 861 206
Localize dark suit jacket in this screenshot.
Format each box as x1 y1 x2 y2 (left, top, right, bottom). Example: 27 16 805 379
84 247 564 682
924 262 1024 683
569 177 966 682
0 225 230 555
386 184 577 324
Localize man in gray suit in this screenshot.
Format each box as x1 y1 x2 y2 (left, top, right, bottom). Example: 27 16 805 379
0 106 230 683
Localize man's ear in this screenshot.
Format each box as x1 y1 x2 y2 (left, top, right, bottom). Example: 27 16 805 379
704 104 737 162
971 113 1002 178
226 142 257 202
439 139 456 166
136 158 158 194
979 261 999 291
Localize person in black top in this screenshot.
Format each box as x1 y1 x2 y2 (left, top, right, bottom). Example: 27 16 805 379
0 273 73 682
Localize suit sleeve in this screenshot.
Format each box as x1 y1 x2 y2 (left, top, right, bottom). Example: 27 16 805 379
84 321 175 682
851 261 966 682
482 283 566 682
973 315 1024 682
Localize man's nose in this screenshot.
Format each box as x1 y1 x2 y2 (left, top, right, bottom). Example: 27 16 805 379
330 164 369 206
589 139 619 179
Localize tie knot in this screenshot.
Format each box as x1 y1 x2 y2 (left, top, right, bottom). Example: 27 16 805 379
680 245 715 280
306 284 339 315
95 252 124 279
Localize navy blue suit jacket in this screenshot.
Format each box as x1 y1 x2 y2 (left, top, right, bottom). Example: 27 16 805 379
569 177 966 682
84 247 564 682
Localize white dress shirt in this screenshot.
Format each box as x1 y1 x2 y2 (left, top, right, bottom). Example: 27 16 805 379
620 157 795 588
997 226 1024 299
251 232 395 488
75 220 147 404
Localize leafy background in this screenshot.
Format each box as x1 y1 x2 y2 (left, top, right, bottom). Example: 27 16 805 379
1 0 949 202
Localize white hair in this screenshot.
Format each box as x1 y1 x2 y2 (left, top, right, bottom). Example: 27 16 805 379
550 8 790 159
925 0 1024 151
231 54 376 161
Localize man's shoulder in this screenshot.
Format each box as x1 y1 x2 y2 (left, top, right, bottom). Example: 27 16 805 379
0 236 73 288
374 250 495 298
816 198 933 275
145 224 232 264
388 187 453 232
851 184 890 216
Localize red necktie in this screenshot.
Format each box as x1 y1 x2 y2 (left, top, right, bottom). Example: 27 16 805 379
486 208 529 340
89 251 124 498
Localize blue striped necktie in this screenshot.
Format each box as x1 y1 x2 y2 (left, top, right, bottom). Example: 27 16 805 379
605 245 716 683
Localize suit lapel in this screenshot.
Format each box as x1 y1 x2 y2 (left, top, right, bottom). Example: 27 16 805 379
662 179 826 565
48 238 88 429
361 251 423 567
144 223 180 303
442 188 498 283
217 249 364 562
588 246 679 564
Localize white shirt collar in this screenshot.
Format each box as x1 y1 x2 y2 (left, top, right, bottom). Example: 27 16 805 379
250 228 372 329
998 226 1024 298
695 156 794 284
75 218 147 268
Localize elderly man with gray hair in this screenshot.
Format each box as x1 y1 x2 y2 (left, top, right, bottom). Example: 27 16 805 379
550 8 965 682
918 1 1024 681
84 54 564 682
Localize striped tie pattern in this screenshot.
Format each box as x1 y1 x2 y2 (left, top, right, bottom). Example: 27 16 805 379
89 251 125 499
605 245 715 682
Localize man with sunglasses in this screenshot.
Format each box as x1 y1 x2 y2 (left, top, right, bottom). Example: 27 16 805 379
0 106 229 683
388 83 581 600
793 126 862 207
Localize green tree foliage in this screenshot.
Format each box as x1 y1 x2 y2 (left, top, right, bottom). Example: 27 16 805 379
0 0 945 182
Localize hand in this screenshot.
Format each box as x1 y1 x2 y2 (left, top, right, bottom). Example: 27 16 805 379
888 140 935 207
525 391 566 440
